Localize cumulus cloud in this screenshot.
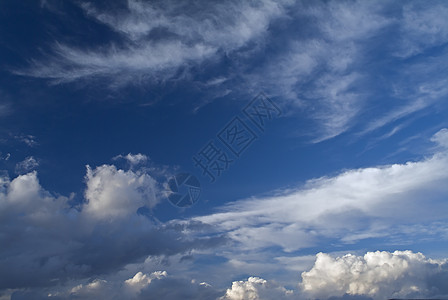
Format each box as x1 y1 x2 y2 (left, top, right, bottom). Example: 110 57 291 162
301 250 448 300
51 271 220 300
220 277 293 300
83 164 158 219
2 133 448 298
124 270 167 290
68 279 110 299
60 271 171 299
6 131 446 296
0 162 224 292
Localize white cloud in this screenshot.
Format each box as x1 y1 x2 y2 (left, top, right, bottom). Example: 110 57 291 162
245 1 448 142
196 129 448 252
243 0 391 141
431 128 448 149
307 72 361 142
67 279 116 300
83 164 158 219
301 250 448 300
220 277 294 300
396 2 448 58
14 156 39 174
0 171 68 222
61 269 221 300
124 270 167 290
358 98 428 135
359 52 448 136
13 134 37 147
2 139 448 299
24 41 216 84
72 279 107 293
113 153 148 166
19 0 289 85
15 1 448 143
0 161 224 292
82 0 285 50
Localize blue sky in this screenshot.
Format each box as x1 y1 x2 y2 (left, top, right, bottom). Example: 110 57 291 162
1 1 448 299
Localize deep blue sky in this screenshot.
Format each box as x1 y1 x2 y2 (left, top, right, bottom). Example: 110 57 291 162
1 1 448 299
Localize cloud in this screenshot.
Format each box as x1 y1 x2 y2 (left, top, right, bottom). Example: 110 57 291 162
6 250 448 300
14 156 39 174
359 50 448 136
13 1 448 143
124 270 167 290
431 128 448 148
241 0 392 141
83 164 158 219
2 131 448 298
17 0 289 86
243 1 448 142
46 271 221 300
395 2 448 58
135 273 221 300
301 250 448 300
13 134 37 147
113 153 148 167
358 98 428 136
0 162 225 292
67 279 110 299
220 277 294 300
196 129 448 252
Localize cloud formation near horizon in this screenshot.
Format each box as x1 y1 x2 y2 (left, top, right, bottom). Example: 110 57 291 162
2 130 448 299
0 157 225 292
301 251 448 300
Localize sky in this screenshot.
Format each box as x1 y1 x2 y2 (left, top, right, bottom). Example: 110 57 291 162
1 0 448 299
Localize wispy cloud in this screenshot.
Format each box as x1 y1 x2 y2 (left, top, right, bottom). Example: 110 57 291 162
13 1 448 143
395 2 448 58
196 129 448 252
14 156 39 174
112 152 148 167
16 0 288 86
243 1 448 142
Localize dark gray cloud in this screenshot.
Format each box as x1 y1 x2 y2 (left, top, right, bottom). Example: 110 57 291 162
0 167 227 292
